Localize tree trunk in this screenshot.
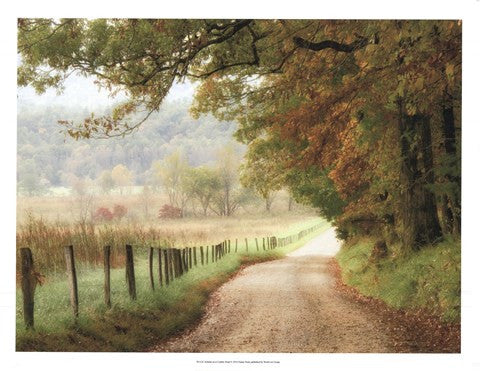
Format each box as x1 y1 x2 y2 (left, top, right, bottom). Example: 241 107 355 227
418 114 442 243
288 196 293 211
397 100 442 250
441 94 461 234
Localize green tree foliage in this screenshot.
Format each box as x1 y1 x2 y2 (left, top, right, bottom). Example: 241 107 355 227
240 139 283 212
213 144 242 216
17 159 49 196
18 19 461 250
111 164 133 194
183 166 221 216
151 151 191 214
97 170 115 194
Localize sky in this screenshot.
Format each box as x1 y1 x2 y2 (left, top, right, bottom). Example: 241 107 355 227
17 73 197 109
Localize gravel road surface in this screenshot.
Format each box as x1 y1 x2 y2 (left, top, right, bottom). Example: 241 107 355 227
151 228 397 353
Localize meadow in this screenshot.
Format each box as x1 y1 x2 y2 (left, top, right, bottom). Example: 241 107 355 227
17 189 316 273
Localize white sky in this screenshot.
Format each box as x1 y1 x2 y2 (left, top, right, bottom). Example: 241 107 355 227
17 73 196 108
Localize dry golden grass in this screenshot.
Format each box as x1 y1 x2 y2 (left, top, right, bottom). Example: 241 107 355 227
16 191 318 275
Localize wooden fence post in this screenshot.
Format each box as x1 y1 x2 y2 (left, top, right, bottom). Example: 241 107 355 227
255 238 259 251
194 246 197 266
177 249 184 276
20 247 35 329
189 247 193 269
228 240 231 253
211 245 215 262
235 238 238 253
170 249 175 280
64 245 79 317
125 245 136 300
245 238 249 252
158 248 163 287
163 249 169 285
173 249 178 277
262 237 265 251
149 247 155 291
183 248 189 272
200 246 204 265
267 237 270 249
103 245 111 308
206 245 209 264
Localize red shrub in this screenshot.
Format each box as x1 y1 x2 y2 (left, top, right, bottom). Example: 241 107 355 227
94 207 114 222
112 204 128 220
158 204 182 219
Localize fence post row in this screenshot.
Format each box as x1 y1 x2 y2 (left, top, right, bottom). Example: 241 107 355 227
104 245 111 308
19 223 322 328
20 247 35 329
64 245 79 318
125 245 136 300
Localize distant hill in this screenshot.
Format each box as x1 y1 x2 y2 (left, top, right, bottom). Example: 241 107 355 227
17 99 243 187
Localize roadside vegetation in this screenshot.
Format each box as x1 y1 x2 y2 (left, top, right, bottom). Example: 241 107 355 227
336 236 460 321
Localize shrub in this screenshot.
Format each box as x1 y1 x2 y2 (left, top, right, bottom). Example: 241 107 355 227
112 204 128 220
158 204 182 219
94 207 113 222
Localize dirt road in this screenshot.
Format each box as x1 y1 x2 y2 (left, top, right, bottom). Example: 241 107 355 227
151 228 397 353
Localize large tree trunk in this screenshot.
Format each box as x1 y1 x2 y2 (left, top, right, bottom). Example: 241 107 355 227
441 94 461 234
418 114 443 242
397 100 442 250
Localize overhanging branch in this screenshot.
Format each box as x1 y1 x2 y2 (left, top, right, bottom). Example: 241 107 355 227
293 34 376 53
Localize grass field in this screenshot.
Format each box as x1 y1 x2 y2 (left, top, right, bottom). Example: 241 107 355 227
16 213 321 273
336 236 461 321
16 217 330 351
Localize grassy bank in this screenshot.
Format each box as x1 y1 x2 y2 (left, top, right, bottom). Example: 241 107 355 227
336 237 461 321
17 218 330 351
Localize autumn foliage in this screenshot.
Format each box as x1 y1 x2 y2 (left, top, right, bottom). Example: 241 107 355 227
94 207 114 222
158 204 182 219
94 204 128 222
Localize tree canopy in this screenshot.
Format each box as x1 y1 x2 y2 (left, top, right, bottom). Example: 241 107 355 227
18 19 461 250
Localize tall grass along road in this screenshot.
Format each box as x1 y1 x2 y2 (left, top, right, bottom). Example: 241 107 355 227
151 227 398 353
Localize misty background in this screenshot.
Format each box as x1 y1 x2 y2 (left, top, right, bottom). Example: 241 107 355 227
17 74 245 196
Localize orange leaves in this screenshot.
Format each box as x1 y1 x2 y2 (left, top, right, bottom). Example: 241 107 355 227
328 120 373 200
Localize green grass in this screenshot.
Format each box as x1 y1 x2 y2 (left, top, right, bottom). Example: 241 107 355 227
16 217 330 351
336 236 461 321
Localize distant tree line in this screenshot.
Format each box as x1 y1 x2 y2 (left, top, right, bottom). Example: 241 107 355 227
17 99 240 195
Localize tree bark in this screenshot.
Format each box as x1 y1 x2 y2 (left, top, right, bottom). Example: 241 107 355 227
441 94 461 234
397 99 442 250
418 114 442 243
